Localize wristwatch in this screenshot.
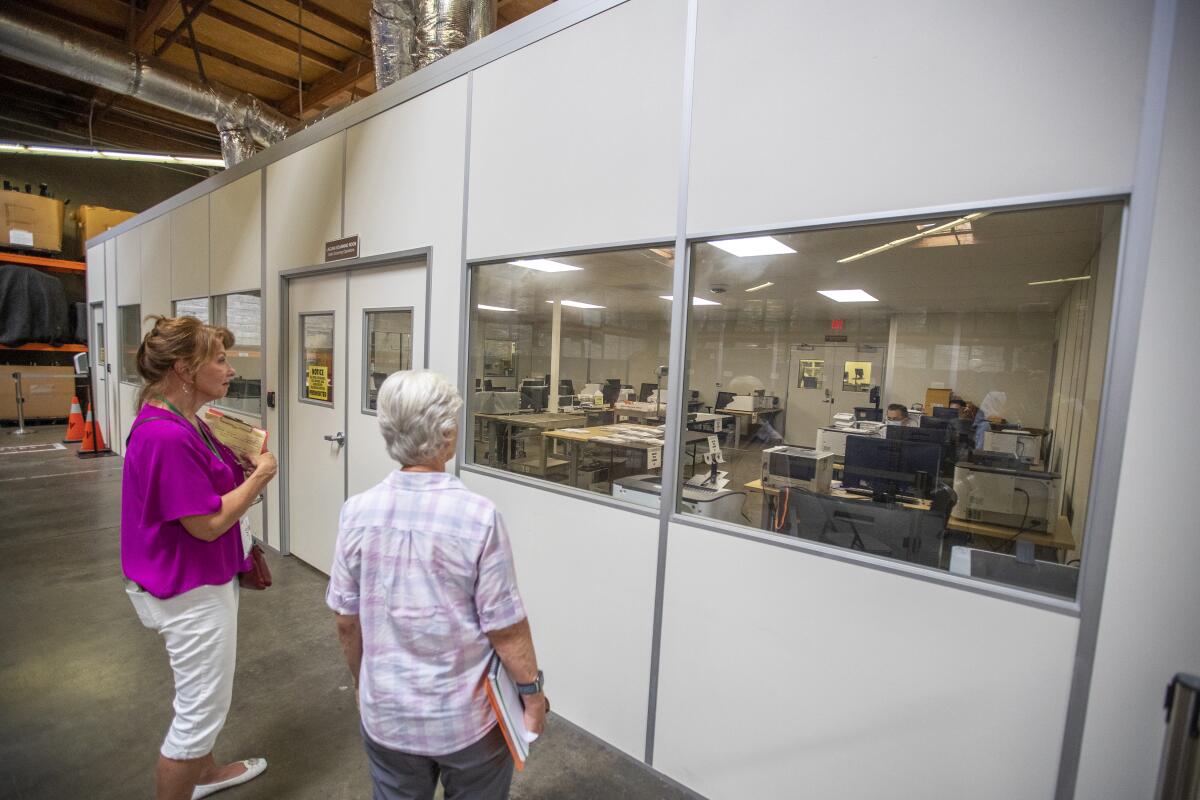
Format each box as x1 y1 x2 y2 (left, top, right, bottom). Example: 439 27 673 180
516 670 544 695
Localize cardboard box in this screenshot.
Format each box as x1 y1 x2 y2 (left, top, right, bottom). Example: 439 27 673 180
924 387 954 414
1 192 63 253
0 365 76 421
76 205 135 254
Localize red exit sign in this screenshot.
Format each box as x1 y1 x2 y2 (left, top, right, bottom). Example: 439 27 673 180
831 319 845 331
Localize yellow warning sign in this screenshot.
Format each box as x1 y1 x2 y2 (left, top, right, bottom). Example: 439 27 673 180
306 364 329 401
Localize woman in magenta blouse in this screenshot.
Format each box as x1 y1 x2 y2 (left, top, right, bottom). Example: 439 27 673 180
121 316 277 800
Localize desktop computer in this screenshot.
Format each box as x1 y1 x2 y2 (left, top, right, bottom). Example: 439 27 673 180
841 436 943 499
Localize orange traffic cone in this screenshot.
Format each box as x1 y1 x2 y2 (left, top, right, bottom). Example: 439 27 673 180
63 396 85 442
79 404 109 455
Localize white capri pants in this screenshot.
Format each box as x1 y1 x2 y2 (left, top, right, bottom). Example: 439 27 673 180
126 579 239 760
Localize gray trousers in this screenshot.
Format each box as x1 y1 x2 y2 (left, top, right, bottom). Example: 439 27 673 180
362 724 514 800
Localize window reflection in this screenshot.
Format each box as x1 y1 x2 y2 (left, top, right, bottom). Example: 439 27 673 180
119 305 141 383
213 292 261 415
680 201 1122 599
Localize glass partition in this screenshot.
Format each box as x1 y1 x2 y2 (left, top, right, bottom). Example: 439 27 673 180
678 201 1123 600
467 246 677 506
213 292 261 415
300 312 334 405
363 308 413 412
119 305 141 384
172 297 210 323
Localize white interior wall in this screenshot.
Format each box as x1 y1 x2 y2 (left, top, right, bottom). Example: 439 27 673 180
460 471 659 759
171 197 209 300
86 243 104 303
140 214 171 321
887 311 1056 423
115 228 140 307
687 0 1150 235
465 0 686 259
103 238 118 452
343 75 468 378
1075 1 1200 794
263 132 345 553
654 522 1079 799
209 172 261 295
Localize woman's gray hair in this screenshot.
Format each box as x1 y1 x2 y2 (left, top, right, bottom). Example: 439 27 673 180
376 370 463 466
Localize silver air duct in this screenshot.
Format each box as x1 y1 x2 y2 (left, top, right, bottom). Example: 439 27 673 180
371 0 496 90
0 8 294 166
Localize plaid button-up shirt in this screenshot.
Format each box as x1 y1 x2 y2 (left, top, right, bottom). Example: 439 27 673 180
326 470 526 756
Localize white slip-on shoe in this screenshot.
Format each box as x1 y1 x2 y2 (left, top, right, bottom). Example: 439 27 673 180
192 758 268 800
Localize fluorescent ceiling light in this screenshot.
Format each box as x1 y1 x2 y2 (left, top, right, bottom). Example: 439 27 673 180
817 289 878 303
509 258 582 272
0 142 225 168
545 299 605 309
745 282 775 293
709 236 796 257
659 295 722 306
1028 275 1092 286
837 212 989 264
477 304 516 312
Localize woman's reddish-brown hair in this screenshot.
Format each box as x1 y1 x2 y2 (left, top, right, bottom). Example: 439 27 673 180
135 315 234 409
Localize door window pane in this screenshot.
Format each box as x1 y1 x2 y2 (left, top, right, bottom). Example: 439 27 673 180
119 305 141 383
301 313 334 404
467 245 675 506
214 292 261 415
363 309 413 412
172 297 210 323
680 201 1123 600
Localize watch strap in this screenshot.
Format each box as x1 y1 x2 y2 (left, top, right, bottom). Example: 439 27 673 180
516 670 544 695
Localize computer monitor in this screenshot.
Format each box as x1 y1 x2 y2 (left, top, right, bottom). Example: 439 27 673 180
919 415 954 431
854 406 883 422
932 406 959 420
601 382 621 405
888 423 955 476
519 384 548 411
639 382 658 402
842 436 944 499
715 391 735 410
482 379 493 391
559 379 574 396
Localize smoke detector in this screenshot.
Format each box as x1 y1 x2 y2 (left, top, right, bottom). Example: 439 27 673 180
709 284 728 295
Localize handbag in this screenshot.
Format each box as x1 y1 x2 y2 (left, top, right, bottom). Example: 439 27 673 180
239 543 273 590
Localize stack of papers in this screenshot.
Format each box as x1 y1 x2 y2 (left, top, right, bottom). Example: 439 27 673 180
203 408 268 462
484 652 538 771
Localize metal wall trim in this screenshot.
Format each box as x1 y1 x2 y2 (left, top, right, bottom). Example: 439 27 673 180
1054 0 1180 794
278 247 431 278
259 168 270 549
454 72 475 475
467 237 677 266
84 0 635 249
644 0 700 767
458 464 661 520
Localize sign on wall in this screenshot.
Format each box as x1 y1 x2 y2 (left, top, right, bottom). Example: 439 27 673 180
325 235 359 262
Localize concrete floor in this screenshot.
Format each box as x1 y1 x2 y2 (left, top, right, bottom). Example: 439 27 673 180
0 424 699 800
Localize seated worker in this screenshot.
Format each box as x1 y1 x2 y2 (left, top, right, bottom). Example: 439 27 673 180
974 391 1008 448
948 396 966 412
885 403 914 426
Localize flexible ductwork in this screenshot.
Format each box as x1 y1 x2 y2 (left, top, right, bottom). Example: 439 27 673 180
371 0 496 90
0 7 294 166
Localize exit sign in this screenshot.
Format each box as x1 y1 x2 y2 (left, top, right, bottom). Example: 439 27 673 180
831 319 845 331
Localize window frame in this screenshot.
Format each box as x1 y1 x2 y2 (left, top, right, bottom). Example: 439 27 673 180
171 296 211 323
360 306 415 417
210 291 263 417
118 304 142 386
298 310 336 408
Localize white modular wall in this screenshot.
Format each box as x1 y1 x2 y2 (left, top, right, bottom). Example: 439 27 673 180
344 75 469 378
209 172 261 295
171 197 209 301
1075 2 1200 795
140 213 171 321
461 471 660 759
655 523 1078 799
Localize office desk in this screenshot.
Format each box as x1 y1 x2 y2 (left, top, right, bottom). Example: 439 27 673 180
543 424 709 488
719 407 782 449
743 479 1076 557
474 411 586 476
613 402 668 423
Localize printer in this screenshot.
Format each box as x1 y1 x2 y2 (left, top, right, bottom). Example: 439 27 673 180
950 462 1061 532
982 429 1043 465
815 421 885 457
762 445 834 494
612 474 744 523
725 390 777 412
831 411 856 427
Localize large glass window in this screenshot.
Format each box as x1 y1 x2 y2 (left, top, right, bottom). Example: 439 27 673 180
172 297 210 323
213 292 262 415
466 246 677 506
363 309 413 412
679 201 1122 600
119 305 141 383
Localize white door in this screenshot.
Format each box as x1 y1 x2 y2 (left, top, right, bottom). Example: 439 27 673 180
286 260 427 573
88 302 111 446
286 272 347 573
785 344 886 445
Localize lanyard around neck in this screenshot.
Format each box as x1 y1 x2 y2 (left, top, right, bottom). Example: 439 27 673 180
156 395 220 458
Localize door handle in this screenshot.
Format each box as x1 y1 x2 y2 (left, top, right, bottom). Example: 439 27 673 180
323 431 346 446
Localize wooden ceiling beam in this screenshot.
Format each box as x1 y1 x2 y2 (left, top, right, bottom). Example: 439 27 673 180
134 0 184 52
173 33 312 92
277 0 369 43
278 55 372 116
203 6 343 71
152 0 217 58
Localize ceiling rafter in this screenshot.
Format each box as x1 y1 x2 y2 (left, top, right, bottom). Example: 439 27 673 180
202 6 342 71
278 55 371 116
133 0 183 52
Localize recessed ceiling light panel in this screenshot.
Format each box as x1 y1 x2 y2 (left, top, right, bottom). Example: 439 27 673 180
545 299 605 309
817 289 879 303
708 236 796 257
477 304 516 312
745 282 775 293
1028 275 1091 286
509 259 583 272
659 296 722 306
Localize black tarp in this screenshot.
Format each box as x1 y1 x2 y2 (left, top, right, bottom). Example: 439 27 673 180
0 264 69 346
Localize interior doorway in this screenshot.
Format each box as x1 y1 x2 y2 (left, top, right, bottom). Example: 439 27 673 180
87 301 111 447
784 344 886 446
282 256 427 573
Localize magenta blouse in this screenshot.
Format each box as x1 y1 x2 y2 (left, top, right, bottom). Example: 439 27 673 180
121 405 251 598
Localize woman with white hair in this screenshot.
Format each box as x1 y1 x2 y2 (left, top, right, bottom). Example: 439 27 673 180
326 370 547 799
